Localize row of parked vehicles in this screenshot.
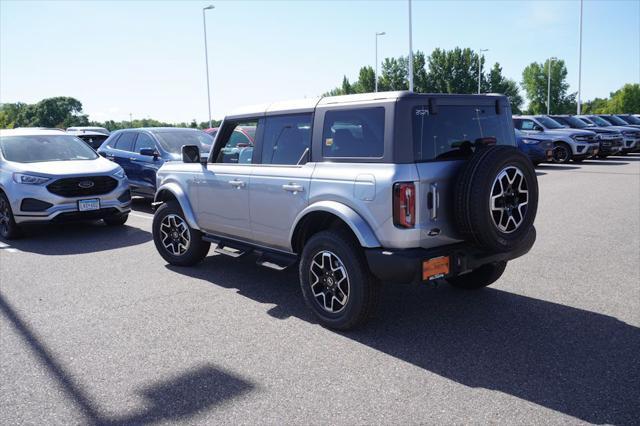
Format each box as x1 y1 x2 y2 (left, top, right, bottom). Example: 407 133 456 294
514 114 640 165
0 94 637 329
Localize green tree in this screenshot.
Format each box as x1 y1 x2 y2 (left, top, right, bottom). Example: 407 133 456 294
521 59 575 114
32 97 89 127
605 83 640 113
487 62 524 113
352 66 375 93
379 57 408 91
425 47 481 94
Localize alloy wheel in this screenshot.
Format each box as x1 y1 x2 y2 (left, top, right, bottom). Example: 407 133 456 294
159 214 191 256
553 145 570 163
309 250 350 313
490 166 529 233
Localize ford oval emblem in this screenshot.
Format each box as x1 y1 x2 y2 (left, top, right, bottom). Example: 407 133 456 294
78 180 95 189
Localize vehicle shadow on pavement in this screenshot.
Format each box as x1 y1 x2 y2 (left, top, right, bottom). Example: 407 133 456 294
535 164 582 170
0 293 254 426
606 156 640 162
130 198 154 214
170 254 640 425
3 222 151 255
580 160 629 166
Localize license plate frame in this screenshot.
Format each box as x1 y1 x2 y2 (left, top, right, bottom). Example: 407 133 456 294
78 198 100 212
423 256 450 281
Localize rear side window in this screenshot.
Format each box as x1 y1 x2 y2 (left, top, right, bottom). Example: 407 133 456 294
261 114 312 165
413 105 514 161
114 132 136 152
322 107 384 158
134 133 156 152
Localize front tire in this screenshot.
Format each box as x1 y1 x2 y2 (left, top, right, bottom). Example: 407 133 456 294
152 201 210 266
0 192 22 240
447 261 507 290
299 230 379 330
553 142 572 164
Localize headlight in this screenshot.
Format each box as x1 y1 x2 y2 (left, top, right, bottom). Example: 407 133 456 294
521 138 540 145
12 173 50 185
112 168 126 179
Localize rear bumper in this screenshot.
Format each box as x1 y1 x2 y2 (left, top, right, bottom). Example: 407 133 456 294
365 227 536 284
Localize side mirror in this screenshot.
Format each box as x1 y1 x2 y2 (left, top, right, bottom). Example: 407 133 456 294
139 148 159 159
182 145 201 163
533 125 543 132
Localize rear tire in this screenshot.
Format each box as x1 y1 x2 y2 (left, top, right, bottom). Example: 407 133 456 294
447 261 507 290
299 230 379 330
153 201 210 266
103 213 128 226
0 192 22 240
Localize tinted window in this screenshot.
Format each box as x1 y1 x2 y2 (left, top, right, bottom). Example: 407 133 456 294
619 115 640 125
602 115 628 126
552 116 588 129
154 130 213 154
78 134 108 150
261 114 312 165
414 105 513 161
588 116 611 127
536 116 564 129
322 108 384 158
520 120 538 131
215 120 260 164
134 133 156 152
0 135 98 163
115 132 136 152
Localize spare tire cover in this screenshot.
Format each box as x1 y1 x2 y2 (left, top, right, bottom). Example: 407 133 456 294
454 145 538 252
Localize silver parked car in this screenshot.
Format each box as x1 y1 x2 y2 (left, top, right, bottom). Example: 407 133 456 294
0 129 131 239
150 92 539 329
513 115 599 163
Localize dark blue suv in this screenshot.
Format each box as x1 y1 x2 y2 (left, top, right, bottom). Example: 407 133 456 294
98 128 213 198
514 129 554 166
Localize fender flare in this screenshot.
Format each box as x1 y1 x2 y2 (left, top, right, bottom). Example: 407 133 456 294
289 200 381 249
154 182 200 230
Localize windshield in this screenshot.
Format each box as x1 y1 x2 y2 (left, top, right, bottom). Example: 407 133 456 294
153 130 213 154
602 115 629 126
618 115 640 125
553 116 589 128
413 105 514 161
0 135 99 163
536 116 565 129
588 116 611 127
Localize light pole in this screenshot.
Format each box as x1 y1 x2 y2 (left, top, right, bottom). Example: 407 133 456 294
547 56 557 115
375 32 385 92
577 0 583 114
477 48 488 94
407 0 414 92
202 5 214 129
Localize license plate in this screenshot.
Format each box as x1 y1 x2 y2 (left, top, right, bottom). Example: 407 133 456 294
78 199 100 211
423 256 450 281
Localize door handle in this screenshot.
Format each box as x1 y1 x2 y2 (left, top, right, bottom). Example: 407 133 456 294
228 179 246 188
282 183 304 193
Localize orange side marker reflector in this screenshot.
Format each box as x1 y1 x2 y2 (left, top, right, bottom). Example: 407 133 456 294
423 256 450 281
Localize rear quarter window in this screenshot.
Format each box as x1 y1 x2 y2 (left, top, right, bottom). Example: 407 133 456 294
413 105 514 161
322 107 385 158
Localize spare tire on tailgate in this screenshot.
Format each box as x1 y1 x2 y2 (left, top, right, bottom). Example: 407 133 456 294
454 145 538 252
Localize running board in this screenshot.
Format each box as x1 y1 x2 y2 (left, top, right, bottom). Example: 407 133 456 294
202 235 252 258
255 251 298 271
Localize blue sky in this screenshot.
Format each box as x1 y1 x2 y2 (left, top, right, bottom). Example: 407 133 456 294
1 0 638 123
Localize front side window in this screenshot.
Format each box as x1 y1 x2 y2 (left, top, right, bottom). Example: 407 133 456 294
0 135 99 163
413 105 514 161
520 120 538 131
154 130 213 154
322 107 385 158
114 132 137 152
261 114 312 165
134 133 156 153
215 120 260 164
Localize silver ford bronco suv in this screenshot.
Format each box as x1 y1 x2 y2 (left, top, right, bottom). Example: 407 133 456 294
151 92 538 330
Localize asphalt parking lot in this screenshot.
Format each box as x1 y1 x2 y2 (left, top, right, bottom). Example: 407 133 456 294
1 155 639 425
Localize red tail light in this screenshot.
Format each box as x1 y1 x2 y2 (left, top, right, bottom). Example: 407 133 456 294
393 182 415 228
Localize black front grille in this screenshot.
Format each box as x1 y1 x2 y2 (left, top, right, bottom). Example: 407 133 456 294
21 198 53 212
47 176 118 197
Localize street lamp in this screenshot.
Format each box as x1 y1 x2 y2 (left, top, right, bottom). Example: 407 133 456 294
547 56 557 115
202 4 215 128
407 0 414 92
375 31 385 92
577 0 583 114
477 48 489 94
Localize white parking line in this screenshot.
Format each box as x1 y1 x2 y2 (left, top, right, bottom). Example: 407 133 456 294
0 241 18 253
130 213 153 220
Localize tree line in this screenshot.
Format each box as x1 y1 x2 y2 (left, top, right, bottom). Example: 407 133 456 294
1 46 638 130
325 47 640 115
